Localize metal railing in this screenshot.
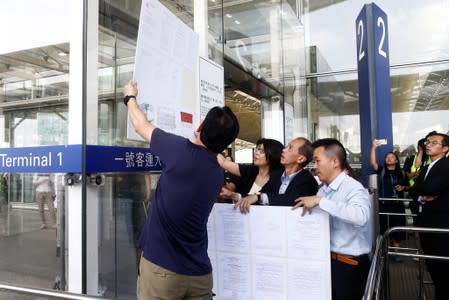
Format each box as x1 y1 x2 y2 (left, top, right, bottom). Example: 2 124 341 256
377 196 416 230
0 282 113 300
363 226 449 300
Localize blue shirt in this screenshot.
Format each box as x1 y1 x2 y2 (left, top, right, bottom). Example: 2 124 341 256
278 170 301 194
139 128 223 275
318 172 372 256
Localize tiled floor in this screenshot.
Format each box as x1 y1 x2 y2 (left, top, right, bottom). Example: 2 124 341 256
384 234 435 300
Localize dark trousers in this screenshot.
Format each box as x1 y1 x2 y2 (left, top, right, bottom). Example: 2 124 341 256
420 232 449 300
331 254 370 300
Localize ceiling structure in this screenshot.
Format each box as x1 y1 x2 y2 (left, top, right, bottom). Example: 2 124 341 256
310 67 449 117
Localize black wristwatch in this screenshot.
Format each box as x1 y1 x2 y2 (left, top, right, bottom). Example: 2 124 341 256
256 193 262 204
123 95 136 106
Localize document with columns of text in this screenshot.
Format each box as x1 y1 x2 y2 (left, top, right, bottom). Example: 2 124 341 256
207 203 331 300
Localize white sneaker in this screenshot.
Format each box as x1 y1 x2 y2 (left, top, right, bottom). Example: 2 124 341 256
40 224 46 230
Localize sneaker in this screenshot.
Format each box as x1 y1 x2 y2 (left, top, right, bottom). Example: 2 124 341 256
40 224 46 230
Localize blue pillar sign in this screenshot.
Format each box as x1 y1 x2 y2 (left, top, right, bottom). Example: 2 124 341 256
356 3 393 186
0 145 162 173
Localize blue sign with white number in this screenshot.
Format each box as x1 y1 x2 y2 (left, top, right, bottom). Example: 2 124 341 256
0 145 162 173
356 3 393 186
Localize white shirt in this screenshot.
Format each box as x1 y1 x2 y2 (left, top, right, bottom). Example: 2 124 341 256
33 174 52 193
318 172 372 256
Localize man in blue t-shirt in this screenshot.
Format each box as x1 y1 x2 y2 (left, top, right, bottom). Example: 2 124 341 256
123 80 239 300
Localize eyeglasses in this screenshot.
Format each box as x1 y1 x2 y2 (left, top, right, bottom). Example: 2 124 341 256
254 147 265 154
424 140 443 146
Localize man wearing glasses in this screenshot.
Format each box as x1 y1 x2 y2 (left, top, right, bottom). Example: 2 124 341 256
410 132 449 300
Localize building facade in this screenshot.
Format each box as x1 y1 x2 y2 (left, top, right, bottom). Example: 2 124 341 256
0 0 448 298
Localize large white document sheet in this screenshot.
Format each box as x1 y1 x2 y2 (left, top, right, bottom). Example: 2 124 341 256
208 204 331 300
129 0 199 140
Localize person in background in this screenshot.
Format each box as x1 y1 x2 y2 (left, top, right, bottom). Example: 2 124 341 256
33 173 56 230
235 137 318 213
220 147 237 198
115 173 152 271
217 138 284 203
409 132 449 300
343 160 354 177
402 146 415 181
123 80 239 300
293 138 372 300
409 132 437 217
414 131 436 171
370 139 408 261
222 147 233 162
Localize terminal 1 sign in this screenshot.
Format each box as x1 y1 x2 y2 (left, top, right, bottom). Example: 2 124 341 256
0 145 162 173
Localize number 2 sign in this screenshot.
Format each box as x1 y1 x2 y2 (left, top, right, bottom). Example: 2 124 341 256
355 3 393 186
357 12 389 62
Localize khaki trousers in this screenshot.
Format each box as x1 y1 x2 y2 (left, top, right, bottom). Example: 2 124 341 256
36 191 56 225
137 256 212 300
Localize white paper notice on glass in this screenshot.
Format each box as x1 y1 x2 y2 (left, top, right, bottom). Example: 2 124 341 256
199 56 224 121
128 0 199 141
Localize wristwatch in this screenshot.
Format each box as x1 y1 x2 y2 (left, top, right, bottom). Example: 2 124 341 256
123 95 136 106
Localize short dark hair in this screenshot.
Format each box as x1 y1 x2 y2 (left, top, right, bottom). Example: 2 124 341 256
312 138 347 170
427 132 449 147
295 137 313 167
200 106 239 153
256 138 284 171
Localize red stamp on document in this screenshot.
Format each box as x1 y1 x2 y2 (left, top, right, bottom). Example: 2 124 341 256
180 112 193 123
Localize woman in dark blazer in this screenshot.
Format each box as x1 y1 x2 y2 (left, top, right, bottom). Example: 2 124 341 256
217 138 284 202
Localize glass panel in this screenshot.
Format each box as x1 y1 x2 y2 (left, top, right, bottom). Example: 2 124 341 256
280 1 308 141
0 173 65 289
307 62 449 179
97 172 158 299
97 1 192 297
303 0 449 72
0 0 70 292
96 0 306 296
222 0 283 88
208 0 224 64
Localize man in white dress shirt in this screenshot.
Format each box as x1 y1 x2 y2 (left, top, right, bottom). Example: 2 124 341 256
293 138 372 300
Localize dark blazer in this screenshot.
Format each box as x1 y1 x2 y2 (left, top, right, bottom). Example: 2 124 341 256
409 156 449 227
260 168 318 206
409 156 449 298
